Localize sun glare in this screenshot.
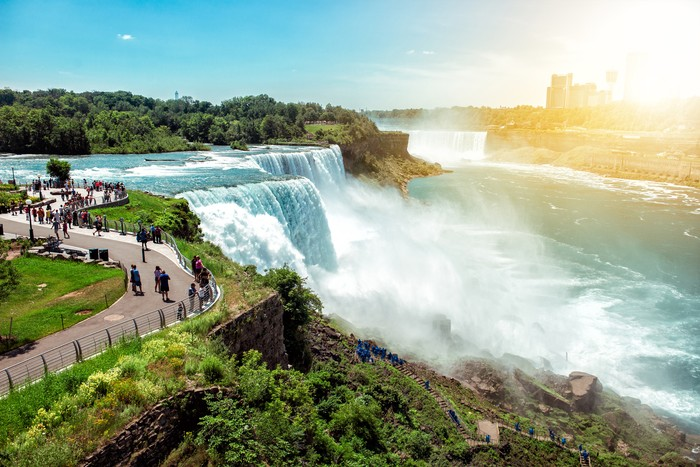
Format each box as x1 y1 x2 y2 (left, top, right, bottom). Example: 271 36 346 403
572 0 700 103
611 0 700 102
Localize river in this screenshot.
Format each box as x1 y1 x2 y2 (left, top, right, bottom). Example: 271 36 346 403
1 135 698 433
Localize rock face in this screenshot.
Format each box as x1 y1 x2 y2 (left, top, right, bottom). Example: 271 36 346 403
568 371 602 413
209 293 288 369
81 387 229 467
339 132 445 194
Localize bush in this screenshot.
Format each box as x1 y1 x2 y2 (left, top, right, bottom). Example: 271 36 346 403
200 356 225 383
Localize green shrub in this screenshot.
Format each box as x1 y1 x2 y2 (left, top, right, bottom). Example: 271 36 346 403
200 356 225 383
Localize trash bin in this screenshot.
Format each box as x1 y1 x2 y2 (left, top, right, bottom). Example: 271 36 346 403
0 224 3 236
99 249 109 261
89 248 99 260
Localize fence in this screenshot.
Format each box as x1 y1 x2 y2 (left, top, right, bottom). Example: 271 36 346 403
0 227 220 397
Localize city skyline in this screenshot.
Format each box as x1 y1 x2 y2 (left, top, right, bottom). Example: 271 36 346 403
1 0 699 110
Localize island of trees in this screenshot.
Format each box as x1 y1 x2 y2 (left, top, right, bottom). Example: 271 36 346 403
0 88 378 155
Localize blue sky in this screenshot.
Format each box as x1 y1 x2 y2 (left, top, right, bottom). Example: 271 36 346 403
1 0 698 109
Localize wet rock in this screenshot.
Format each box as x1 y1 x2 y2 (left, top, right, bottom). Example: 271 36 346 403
568 371 602 413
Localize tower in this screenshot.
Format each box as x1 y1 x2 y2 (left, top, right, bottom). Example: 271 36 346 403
175 91 179 100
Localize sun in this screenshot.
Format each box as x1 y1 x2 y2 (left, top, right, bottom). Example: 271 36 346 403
610 0 700 102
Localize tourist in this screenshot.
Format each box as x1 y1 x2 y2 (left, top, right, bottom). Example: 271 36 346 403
130 264 143 295
194 256 203 281
92 214 103 236
159 269 171 302
154 265 162 292
137 227 150 250
154 225 162 244
38 206 45 224
62 218 70 239
188 282 197 311
52 218 60 237
199 267 210 289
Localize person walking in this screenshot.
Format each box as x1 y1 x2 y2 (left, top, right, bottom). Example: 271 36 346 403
130 264 143 295
153 265 162 292
137 227 150 250
92 215 103 236
62 218 70 239
159 269 171 302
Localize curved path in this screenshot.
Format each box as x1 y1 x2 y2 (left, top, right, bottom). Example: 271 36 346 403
0 195 195 369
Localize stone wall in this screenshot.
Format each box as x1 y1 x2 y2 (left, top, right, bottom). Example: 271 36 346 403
208 293 288 368
81 294 288 464
81 387 230 467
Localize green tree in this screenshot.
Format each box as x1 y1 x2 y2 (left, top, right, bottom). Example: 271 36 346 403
46 158 71 183
259 266 321 370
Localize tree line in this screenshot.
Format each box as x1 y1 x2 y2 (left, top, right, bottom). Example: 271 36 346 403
0 88 378 155
367 98 700 132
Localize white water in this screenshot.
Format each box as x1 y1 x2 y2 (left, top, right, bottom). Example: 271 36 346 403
407 130 487 166
182 178 337 271
92 137 694 432
249 145 345 189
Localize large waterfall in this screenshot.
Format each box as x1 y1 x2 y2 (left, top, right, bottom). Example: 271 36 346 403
182 178 337 271
250 145 345 188
407 130 487 166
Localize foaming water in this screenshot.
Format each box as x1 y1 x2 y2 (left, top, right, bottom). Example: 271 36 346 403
182 179 336 271
3 143 698 432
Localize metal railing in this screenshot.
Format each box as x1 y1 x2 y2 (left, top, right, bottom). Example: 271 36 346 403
0 228 221 397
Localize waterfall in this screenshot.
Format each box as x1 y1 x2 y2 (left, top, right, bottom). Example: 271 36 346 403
181 178 337 271
407 130 487 166
249 145 345 188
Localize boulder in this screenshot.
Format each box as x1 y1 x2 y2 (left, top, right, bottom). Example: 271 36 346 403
568 371 602 413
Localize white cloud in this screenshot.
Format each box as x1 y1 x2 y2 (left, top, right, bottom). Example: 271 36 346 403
406 49 415 55
117 34 134 41
422 50 435 55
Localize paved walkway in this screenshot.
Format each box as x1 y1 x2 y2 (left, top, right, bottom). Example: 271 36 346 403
0 188 196 369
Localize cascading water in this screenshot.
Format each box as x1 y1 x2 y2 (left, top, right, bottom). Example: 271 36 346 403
249 145 345 188
181 178 337 272
4 140 698 432
407 130 487 166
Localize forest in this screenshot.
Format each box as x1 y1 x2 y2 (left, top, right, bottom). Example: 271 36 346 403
367 98 700 133
0 88 378 155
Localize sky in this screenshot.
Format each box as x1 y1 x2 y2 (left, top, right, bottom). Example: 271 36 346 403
1 0 699 110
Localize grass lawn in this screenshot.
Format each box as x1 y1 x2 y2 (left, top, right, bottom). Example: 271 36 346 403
90 190 168 228
0 256 125 350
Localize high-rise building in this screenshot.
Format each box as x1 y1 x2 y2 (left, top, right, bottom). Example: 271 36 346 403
546 73 572 109
175 91 179 100
546 73 608 108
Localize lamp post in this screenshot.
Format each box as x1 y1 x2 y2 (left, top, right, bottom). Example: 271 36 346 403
11 167 15 188
26 199 34 242
119 217 126 236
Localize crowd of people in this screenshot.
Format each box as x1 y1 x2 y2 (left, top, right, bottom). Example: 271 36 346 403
127 253 213 309
9 177 215 319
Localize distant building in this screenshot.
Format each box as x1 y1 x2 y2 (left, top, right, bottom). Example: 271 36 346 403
546 73 572 109
546 73 608 109
175 91 179 100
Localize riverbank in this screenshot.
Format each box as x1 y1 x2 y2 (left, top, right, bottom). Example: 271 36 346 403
486 128 700 189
